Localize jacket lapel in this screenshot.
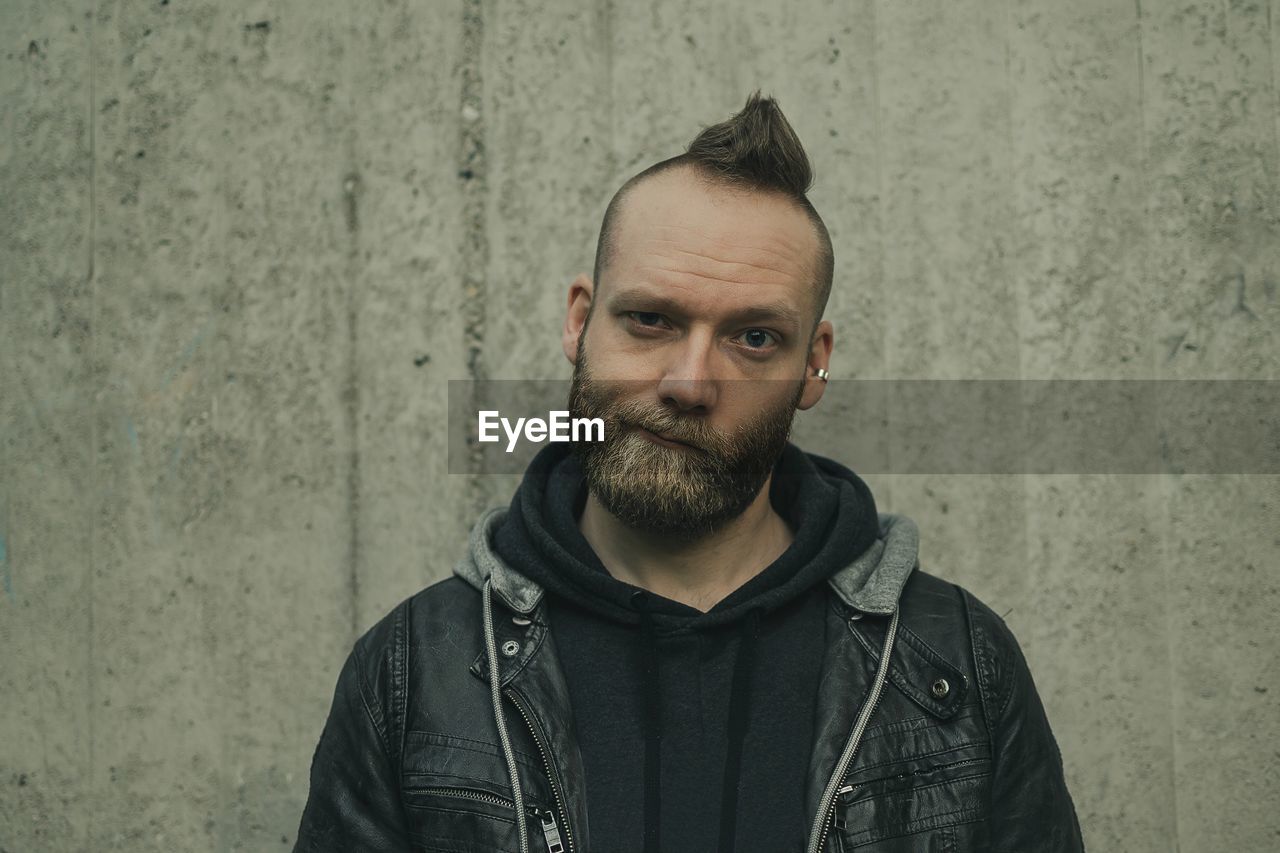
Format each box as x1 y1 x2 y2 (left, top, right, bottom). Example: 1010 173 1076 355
805 597 877 829
470 605 591 853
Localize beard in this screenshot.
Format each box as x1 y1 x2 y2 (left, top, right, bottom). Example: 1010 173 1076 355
567 344 805 541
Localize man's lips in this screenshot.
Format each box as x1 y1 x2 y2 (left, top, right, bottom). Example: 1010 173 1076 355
635 426 700 451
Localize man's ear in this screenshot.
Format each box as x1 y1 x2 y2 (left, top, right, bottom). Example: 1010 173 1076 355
797 319 834 411
562 272 594 365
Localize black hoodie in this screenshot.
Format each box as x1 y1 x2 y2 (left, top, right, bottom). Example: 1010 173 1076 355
491 441 880 853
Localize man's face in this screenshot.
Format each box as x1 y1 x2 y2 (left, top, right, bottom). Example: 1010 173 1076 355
565 166 829 539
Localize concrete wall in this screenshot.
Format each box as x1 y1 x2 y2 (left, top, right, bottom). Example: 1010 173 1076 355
2 0 1276 850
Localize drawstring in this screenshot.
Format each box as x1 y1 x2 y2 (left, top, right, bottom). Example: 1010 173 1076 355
633 591 663 853
483 578 531 853
718 608 761 853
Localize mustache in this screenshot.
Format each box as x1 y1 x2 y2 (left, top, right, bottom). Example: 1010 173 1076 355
608 404 731 456
627 420 709 452
567 370 804 462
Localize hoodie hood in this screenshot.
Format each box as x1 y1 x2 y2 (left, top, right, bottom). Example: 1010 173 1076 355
455 441 920 619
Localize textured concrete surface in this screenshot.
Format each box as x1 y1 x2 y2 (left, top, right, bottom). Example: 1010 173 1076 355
2 1 1277 851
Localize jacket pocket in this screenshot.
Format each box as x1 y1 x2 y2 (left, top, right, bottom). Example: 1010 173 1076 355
403 784 520 853
401 730 552 853
404 784 573 853
833 752 992 850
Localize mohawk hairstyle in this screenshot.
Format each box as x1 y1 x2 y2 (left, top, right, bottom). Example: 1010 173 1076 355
683 90 815 194
590 91 835 332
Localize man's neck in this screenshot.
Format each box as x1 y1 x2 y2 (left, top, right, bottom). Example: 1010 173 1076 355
577 477 795 613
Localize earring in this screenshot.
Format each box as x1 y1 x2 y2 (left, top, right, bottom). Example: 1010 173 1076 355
814 368 829 382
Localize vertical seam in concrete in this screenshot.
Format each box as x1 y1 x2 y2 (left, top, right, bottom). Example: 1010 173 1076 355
999 0 1038 711
1001 0 1037 767
867 0 894 509
1158 483 1182 852
869 0 889 383
603 0 616 188
1134 0 1150 318
342 2 363 640
1 483 8 604
868 0 887 379
1267 0 1279 175
86 0 99 813
0 76 4 577
460 0 489 515
343 167 361 641
1000 0 1022 384
1157 482 1182 853
597 0 618 300
1134 0 1182 846
998 0 1025 711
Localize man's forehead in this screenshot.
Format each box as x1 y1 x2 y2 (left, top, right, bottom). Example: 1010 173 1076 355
610 168 821 301
618 169 817 262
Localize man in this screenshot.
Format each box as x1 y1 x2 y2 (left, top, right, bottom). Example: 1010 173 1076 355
294 93 1085 852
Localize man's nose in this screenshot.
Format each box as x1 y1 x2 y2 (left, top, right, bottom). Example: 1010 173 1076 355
656 333 719 412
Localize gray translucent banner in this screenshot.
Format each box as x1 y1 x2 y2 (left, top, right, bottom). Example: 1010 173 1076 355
446 380 1278 475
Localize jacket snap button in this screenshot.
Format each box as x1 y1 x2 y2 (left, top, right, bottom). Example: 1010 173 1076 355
501 640 521 657
931 677 950 699
848 611 863 622
512 616 532 627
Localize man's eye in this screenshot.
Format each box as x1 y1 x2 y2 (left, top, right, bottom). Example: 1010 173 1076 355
628 312 666 327
740 329 777 349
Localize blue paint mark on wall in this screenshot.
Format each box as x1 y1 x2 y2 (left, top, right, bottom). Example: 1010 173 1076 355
1 534 10 601
126 417 140 452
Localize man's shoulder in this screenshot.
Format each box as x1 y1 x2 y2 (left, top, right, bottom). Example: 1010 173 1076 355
897 569 1036 721
347 575 483 680
897 569 1016 638
354 573 481 644
896 567 965 614
895 569 1028 690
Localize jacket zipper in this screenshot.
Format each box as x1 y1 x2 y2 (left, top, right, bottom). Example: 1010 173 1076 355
835 755 990 802
411 786 564 851
535 807 566 853
806 608 901 853
412 785 519 809
505 687 576 853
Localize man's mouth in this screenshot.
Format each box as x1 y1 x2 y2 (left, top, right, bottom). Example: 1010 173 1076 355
635 426 700 452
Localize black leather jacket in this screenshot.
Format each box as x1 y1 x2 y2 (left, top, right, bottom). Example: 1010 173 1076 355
294 508 1084 852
